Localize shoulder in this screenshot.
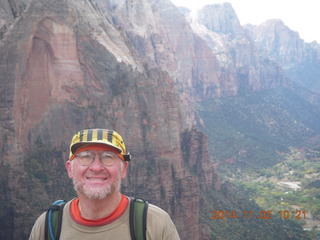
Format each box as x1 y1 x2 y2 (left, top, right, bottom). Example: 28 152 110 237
145 203 180 240
28 211 46 240
129 198 171 221
28 200 72 240
147 203 171 219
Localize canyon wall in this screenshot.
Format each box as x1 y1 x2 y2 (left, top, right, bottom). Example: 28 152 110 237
0 0 219 239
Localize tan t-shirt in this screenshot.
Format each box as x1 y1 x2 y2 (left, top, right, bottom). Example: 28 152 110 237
29 197 180 240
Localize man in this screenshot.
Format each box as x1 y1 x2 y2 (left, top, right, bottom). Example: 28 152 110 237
29 128 180 240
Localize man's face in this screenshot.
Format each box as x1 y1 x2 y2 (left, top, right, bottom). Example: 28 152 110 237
66 149 128 200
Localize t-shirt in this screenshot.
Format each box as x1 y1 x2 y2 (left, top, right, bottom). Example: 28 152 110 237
69 195 129 226
28 196 180 240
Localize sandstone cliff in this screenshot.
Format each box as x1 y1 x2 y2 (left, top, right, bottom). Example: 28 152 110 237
0 0 219 239
183 2 320 94
93 0 223 102
187 3 291 94
245 19 320 92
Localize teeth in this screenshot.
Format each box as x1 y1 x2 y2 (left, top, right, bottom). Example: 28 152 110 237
88 178 106 181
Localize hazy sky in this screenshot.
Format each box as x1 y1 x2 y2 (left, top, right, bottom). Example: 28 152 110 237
170 0 319 43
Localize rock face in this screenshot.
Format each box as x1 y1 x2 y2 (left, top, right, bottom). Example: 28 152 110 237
245 19 320 92
95 0 222 102
189 3 320 94
189 4 292 94
248 19 305 65
198 3 242 38
0 0 219 239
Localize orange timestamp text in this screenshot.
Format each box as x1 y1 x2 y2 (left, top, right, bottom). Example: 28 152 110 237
211 210 307 220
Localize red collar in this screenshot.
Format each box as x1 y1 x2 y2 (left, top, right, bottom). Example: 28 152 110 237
70 194 129 226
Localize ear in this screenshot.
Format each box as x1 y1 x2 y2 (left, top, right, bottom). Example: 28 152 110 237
121 162 129 179
65 160 73 178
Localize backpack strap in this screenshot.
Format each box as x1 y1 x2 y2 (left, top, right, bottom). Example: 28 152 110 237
44 198 148 240
129 198 149 240
45 200 66 240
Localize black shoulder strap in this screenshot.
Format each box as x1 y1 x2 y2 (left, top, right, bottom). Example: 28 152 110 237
45 200 66 240
129 198 149 240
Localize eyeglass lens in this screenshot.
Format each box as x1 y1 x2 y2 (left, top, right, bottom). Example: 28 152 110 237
76 151 117 166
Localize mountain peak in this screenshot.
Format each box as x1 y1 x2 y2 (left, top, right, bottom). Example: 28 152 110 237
197 2 242 37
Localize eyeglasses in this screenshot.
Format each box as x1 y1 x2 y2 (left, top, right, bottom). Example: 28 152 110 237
75 151 120 166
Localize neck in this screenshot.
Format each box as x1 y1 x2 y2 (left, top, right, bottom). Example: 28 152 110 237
77 192 122 220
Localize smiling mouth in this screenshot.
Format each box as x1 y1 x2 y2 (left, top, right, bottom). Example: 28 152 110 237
86 177 108 181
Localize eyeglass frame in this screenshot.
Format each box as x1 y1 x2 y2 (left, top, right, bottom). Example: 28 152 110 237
73 150 121 166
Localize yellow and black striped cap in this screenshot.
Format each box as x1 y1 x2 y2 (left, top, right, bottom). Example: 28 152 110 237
69 129 131 161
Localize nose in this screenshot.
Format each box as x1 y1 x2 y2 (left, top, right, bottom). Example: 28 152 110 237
88 155 104 170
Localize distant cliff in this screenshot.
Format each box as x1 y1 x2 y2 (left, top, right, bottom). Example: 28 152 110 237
0 0 318 239
245 19 320 92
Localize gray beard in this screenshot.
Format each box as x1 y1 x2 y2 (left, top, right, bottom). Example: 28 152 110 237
73 173 122 200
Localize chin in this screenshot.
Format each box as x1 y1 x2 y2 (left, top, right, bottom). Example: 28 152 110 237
73 174 122 200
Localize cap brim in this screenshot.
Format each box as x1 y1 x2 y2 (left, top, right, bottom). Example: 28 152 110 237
71 142 122 155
